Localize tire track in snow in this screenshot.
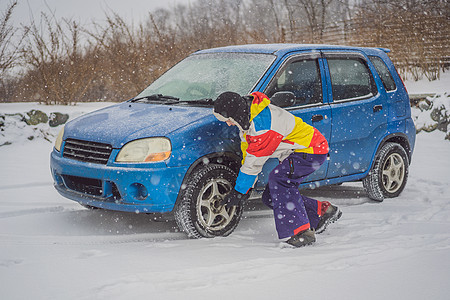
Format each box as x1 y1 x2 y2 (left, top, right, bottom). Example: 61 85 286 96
0 232 188 246
0 209 278 246
0 181 52 190
0 206 65 219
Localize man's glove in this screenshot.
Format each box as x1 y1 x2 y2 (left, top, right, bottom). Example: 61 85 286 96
220 189 250 208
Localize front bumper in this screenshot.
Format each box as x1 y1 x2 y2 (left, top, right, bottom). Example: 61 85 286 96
50 149 188 213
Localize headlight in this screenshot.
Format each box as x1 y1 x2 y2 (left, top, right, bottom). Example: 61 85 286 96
116 138 171 163
54 126 65 152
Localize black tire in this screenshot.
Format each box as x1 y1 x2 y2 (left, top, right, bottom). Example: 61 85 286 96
174 164 243 238
363 142 409 201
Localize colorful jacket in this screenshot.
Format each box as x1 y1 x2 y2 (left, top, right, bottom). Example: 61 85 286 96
234 92 329 194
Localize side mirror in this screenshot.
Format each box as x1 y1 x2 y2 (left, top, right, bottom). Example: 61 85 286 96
270 92 295 108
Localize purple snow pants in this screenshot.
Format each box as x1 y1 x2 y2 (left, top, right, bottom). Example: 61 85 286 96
261 152 327 239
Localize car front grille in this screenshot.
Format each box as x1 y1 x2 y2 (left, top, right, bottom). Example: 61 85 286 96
63 139 112 164
59 174 122 200
63 175 103 196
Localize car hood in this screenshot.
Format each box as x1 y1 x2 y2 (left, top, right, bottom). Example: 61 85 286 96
64 102 212 148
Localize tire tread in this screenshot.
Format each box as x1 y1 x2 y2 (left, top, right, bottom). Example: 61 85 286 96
363 142 409 201
174 164 240 238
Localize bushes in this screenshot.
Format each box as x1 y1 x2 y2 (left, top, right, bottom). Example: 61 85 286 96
0 0 448 104
412 93 450 140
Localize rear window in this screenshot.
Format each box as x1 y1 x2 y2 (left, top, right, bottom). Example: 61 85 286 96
327 57 378 101
369 56 396 92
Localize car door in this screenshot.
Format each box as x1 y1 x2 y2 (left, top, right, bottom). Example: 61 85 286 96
254 52 332 188
322 52 387 178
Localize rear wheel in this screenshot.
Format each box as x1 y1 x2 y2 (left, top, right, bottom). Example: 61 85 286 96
363 142 409 201
174 164 243 238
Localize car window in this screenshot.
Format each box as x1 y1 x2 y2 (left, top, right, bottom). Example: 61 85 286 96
327 57 377 101
266 58 322 106
369 56 397 92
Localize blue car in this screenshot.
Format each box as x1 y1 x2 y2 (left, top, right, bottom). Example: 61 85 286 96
50 44 415 238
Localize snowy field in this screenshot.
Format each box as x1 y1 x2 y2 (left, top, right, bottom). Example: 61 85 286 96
1 127 449 300
1 77 449 299
404 71 450 94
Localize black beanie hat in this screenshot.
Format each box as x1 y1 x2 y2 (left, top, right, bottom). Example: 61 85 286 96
213 92 250 131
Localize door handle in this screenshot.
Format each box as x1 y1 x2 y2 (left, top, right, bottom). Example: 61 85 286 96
311 114 324 122
373 105 383 113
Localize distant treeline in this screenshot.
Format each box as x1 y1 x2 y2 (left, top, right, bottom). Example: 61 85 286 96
0 0 448 104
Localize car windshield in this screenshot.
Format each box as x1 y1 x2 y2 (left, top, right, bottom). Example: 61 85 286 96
135 52 275 104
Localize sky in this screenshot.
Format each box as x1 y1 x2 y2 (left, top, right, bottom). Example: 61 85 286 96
5 0 194 27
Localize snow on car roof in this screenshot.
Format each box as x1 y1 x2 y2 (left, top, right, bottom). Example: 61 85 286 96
193 43 388 56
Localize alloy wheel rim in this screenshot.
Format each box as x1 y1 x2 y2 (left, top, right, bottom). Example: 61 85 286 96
381 153 405 193
196 178 235 231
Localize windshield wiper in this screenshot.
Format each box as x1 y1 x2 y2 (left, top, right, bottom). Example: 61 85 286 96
174 98 214 105
131 94 180 103
130 95 213 106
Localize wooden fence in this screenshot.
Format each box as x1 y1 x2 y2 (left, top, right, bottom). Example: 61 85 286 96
286 14 449 81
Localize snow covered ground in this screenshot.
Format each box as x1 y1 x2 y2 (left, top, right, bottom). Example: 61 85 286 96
404 71 450 95
1 126 449 300
1 77 449 299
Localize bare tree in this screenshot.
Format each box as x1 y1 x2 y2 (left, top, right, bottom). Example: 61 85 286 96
0 1 24 101
279 0 339 43
0 1 19 73
3 0 448 104
18 12 100 104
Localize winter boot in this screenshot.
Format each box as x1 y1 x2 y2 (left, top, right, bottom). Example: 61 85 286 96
315 202 342 234
286 229 316 247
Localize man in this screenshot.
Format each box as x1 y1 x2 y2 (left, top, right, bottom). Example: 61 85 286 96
213 91 342 247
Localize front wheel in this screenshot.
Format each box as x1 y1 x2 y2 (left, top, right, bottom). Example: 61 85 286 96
363 142 409 201
174 164 243 238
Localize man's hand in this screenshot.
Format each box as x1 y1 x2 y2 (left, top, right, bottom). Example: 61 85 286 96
220 189 250 208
